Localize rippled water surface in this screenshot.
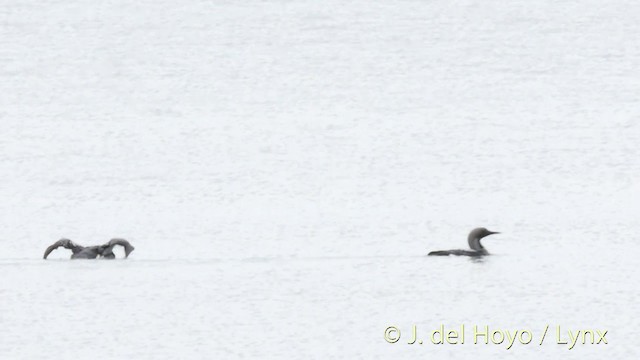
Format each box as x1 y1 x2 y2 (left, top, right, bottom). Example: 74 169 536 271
1 0 639 358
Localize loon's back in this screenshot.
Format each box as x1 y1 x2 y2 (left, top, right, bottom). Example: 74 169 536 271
428 249 488 256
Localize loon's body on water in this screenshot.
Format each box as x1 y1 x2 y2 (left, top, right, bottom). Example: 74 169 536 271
428 228 500 256
43 238 135 259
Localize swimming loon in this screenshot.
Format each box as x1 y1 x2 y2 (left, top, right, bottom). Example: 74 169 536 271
43 238 135 259
428 228 500 256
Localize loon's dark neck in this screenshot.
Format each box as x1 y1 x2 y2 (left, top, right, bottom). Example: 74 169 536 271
468 235 484 251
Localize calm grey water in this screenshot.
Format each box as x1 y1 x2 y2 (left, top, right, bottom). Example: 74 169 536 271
1 0 639 358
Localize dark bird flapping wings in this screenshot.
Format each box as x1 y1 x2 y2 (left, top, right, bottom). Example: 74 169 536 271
43 238 135 259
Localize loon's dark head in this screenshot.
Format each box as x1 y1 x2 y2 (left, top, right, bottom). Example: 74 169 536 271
469 227 500 240
467 227 500 251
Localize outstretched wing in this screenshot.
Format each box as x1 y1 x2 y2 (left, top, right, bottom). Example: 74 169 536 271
103 238 135 258
43 238 82 259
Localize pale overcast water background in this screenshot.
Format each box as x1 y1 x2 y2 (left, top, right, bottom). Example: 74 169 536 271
1 0 639 359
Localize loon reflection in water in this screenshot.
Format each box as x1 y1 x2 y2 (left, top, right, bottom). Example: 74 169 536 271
428 227 500 256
